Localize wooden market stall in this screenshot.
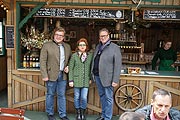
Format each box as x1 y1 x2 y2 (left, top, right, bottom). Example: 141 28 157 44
2 0 180 115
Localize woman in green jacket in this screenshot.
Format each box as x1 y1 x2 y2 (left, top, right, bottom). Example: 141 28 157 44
68 38 93 120
152 40 177 71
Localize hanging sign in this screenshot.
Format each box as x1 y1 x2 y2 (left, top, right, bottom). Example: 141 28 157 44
143 9 180 20
34 8 124 19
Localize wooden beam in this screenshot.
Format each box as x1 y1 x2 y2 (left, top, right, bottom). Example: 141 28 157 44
12 74 46 91
18 3 46 29
12 96 46 108
46 0 55 6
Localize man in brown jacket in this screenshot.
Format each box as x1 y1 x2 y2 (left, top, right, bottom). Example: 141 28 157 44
40 27 72 120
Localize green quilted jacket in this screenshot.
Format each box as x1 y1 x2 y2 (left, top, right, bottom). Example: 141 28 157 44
69 52 93 87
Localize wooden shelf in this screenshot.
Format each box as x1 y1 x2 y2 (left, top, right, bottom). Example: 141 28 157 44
111 40 136 42
122 61 150 65
119 46 141 49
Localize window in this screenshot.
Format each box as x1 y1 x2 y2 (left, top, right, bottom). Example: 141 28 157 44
0 21 5 55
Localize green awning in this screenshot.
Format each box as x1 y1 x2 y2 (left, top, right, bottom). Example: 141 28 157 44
144 0 160 2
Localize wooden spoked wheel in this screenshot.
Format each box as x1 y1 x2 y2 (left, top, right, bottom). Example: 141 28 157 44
115 84 144 111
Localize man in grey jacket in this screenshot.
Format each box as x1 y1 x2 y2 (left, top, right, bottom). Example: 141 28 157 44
40 27 72 120
136 89 180 120
91 28 122 120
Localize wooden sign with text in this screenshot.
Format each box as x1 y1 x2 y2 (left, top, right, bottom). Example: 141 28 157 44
143 9 180 20
34 8 124 19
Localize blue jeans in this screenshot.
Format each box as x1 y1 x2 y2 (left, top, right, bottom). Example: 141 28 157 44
74 87 88 109
46 72 67 118
95 76 114 120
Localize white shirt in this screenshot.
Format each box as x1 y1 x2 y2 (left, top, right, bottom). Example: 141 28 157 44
59 44 65 71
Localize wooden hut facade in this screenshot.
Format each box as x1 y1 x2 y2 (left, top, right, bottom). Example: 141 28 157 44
0 0 180 115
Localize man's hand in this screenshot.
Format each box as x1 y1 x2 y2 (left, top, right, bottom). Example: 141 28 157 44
89 80 92 84
112 82 118 87
64 66 69 73
171 64 175 68
69 82 74 87
42 77 49 81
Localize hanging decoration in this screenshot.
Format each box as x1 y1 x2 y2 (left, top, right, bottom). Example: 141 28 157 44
21 25 51 50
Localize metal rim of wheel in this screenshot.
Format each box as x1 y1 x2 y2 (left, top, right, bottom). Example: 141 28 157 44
115 84 144 111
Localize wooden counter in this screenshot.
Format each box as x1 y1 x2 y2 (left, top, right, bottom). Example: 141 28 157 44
121 71 180 80
122 61 151 70
8 69 180 115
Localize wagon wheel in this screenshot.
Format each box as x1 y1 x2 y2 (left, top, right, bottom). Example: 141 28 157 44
115 84 144 111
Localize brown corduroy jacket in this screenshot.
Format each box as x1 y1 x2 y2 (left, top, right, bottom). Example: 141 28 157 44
40 41 72 81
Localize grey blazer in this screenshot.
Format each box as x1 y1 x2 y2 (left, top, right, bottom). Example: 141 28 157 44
40 41 72 81
91 42 122 87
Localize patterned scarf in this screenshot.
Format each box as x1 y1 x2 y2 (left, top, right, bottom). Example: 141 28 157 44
98 40 111 55
78 52 87 63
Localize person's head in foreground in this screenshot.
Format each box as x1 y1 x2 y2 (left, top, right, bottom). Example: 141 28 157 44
151 89 172 120
119 111 145 120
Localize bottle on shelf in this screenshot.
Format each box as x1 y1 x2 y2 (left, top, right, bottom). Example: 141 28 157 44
32 57 36 68
29 56 33 68
115 31 119 40
23 55 27 68
26 55 30 68
110 29 115 40
35 57 40 68
110 32 114 40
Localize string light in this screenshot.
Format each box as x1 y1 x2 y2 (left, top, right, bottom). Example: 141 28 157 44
0 0 9 12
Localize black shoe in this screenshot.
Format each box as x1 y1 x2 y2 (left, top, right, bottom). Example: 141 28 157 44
96 116 104 120
80 109 86 120
60 116 69 120
47 115 56 120
76 109 81 120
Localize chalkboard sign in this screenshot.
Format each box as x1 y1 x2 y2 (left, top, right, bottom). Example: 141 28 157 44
5 25 14 49
143 9 180 20
34 8 124 19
